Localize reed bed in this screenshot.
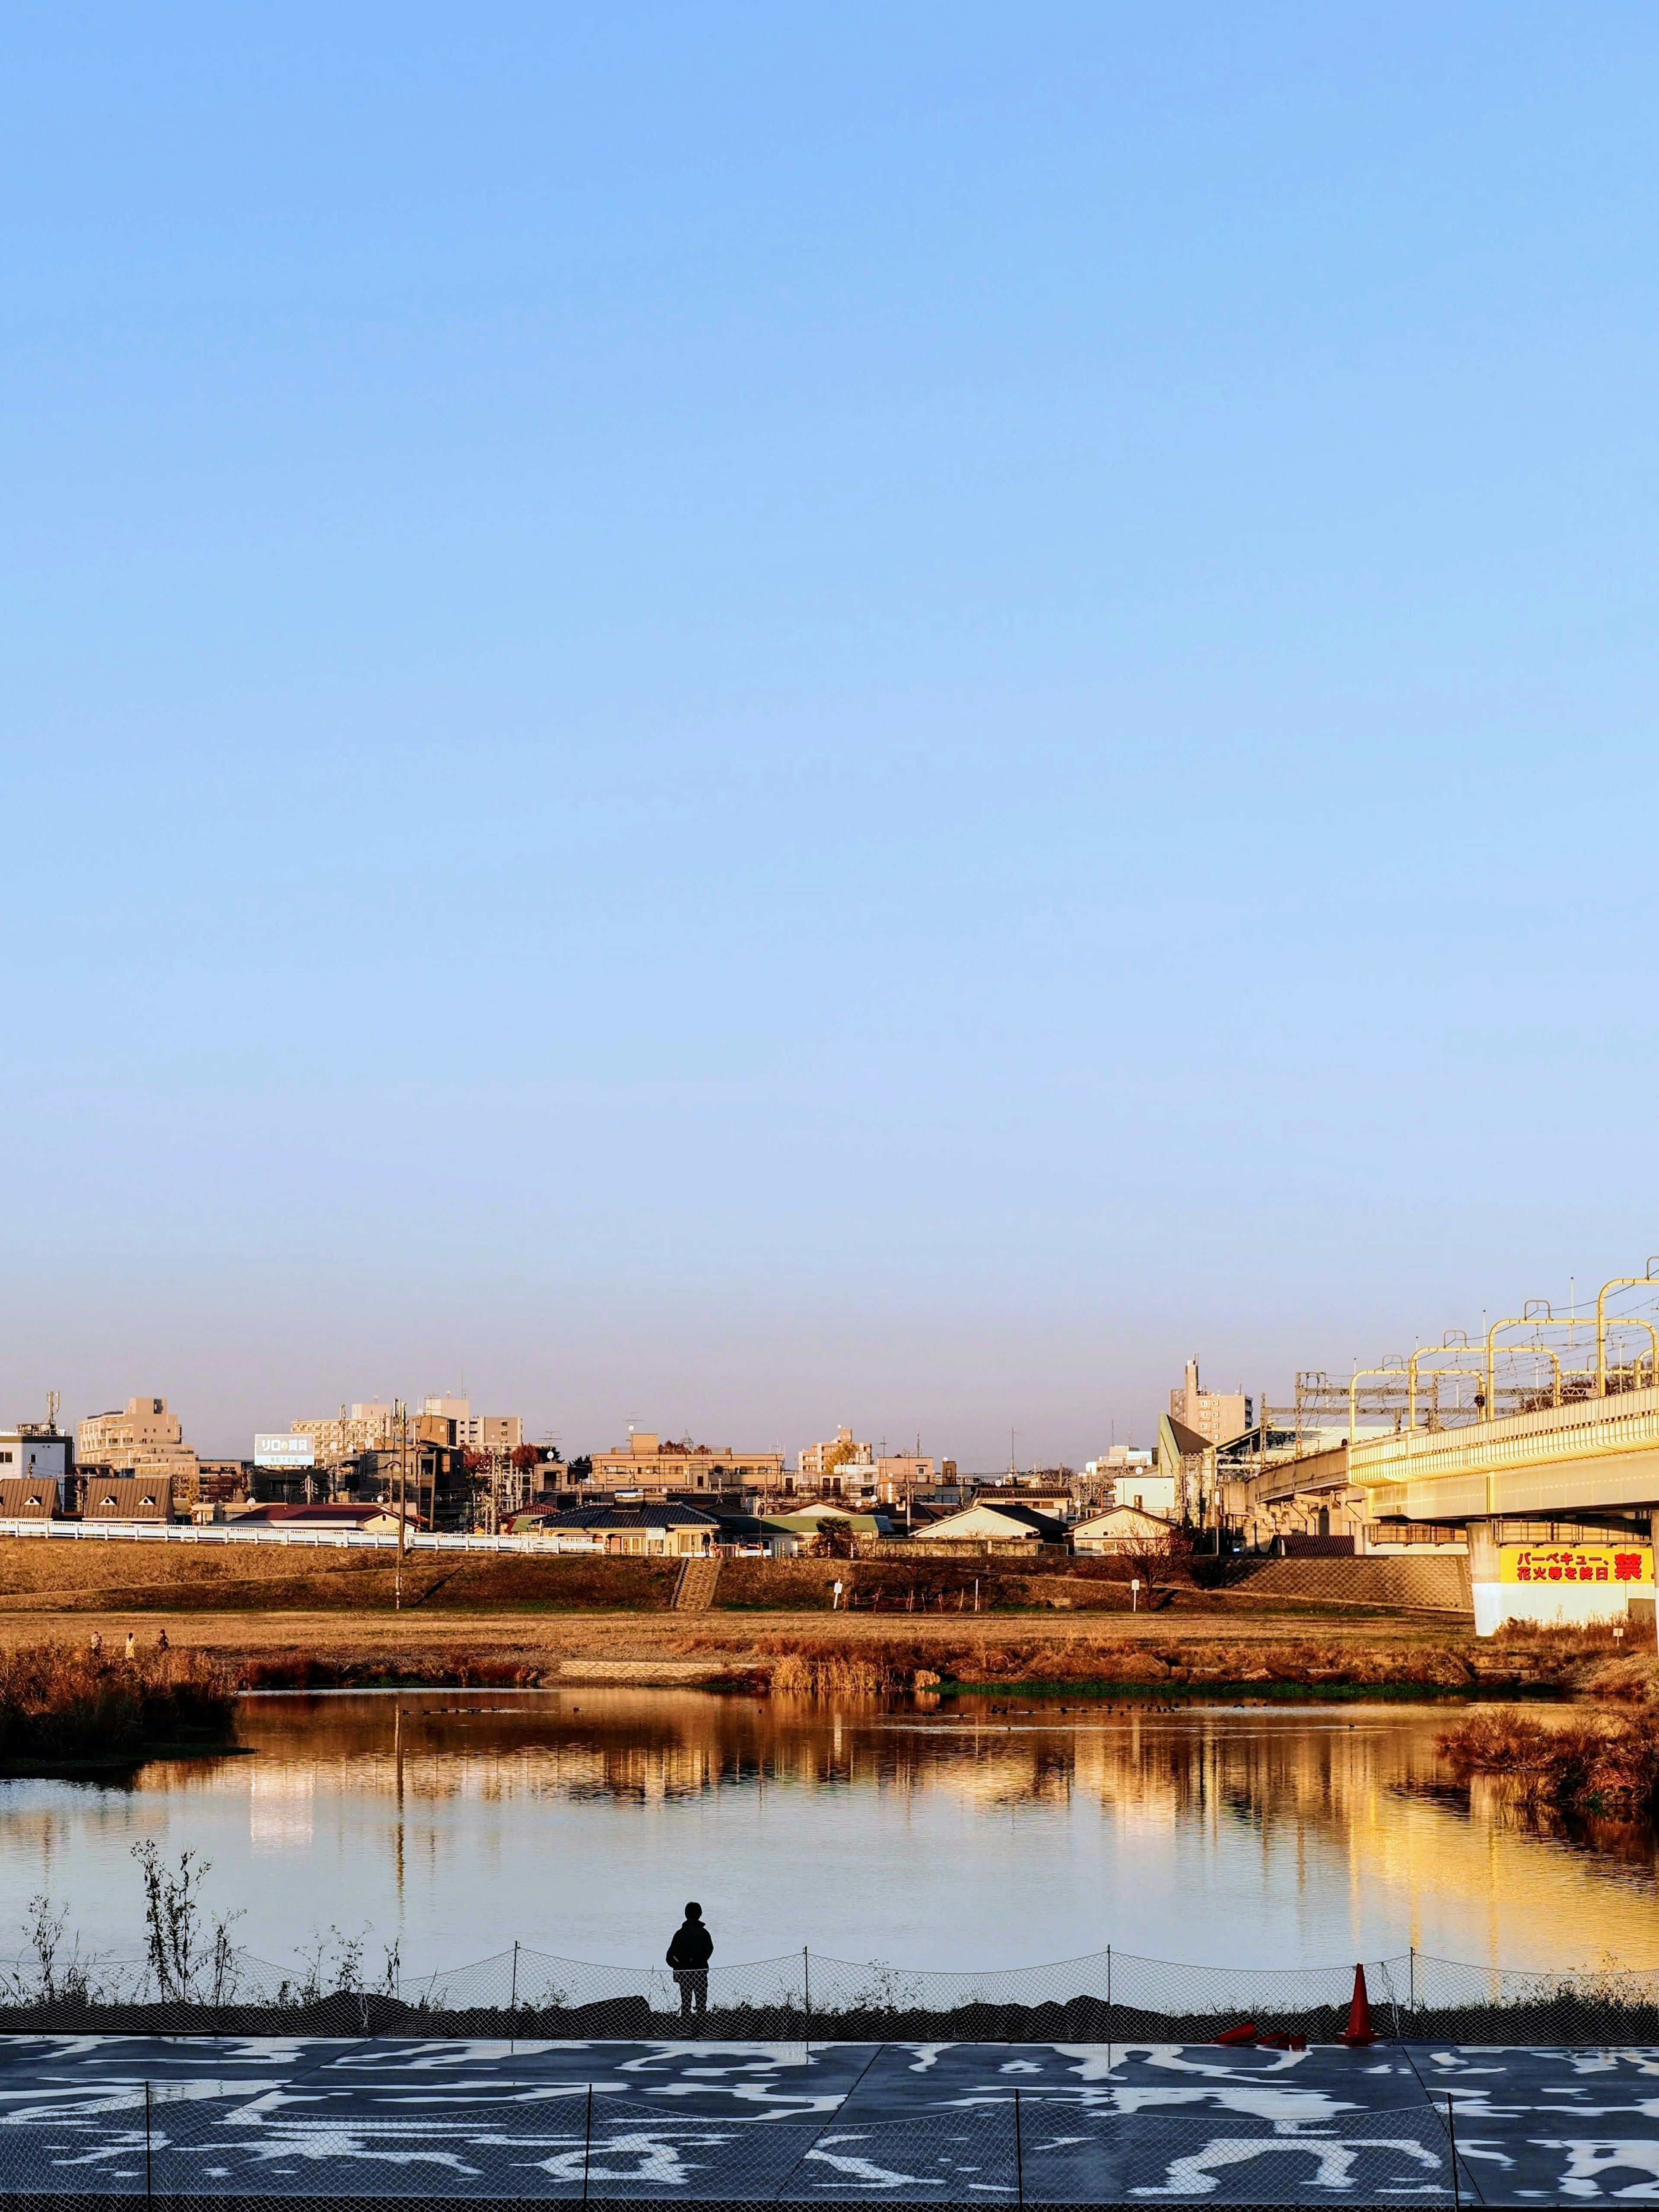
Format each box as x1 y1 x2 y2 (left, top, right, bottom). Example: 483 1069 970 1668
764 1645 908 1695
0 1641 235 1762
1437 1707 1659 1814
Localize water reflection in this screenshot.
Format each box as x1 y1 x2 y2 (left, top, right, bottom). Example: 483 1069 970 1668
0 1691 1652 1978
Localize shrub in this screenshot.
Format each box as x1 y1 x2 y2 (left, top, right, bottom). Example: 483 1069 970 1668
1437 1709 1659 1815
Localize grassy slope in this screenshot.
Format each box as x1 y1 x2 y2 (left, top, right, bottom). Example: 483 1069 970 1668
0 1541 1444 1621
0 1539 1645 1700
0 1543 682 1613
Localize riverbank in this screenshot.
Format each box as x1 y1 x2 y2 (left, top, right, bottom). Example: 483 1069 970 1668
0 1607 1647 1702
0 1538 1468 1621
0 1640 237 1768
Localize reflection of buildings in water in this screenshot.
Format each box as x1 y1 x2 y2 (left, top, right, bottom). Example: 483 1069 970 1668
195 1692 1659 1974
248 1763 315 1852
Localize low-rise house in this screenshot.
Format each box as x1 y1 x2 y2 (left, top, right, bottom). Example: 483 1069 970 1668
1108 1471 1177 1514
705 1512 800 1557
761 1507 887 1550
0 1477 58 1520
1071 1504 1180 1555
533 1503 718 1557
235 1502 414 1537
908 1500 1068 1548
765 1500 890 1532
972 1480 1076 1520
84 1475 175 1523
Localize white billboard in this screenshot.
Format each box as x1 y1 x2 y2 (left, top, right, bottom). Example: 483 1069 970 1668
254 1433 315 1468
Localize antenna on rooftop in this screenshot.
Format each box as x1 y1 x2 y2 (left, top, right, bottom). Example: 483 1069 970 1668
45 1392 59 1435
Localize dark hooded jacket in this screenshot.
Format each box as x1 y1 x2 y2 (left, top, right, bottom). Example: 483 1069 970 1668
667 1916 714 1970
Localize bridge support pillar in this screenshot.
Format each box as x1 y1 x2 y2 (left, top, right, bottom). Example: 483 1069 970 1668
1467 1519 1501 1634
1465 1519 1498 1580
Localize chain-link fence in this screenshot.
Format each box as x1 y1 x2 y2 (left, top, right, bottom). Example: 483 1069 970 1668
0 1938 1653 2045
0 2086 1471 2205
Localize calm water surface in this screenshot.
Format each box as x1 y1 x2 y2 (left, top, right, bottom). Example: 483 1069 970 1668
0 1690 1654 1977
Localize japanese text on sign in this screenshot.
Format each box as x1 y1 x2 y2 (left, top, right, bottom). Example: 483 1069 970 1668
1499 1544 1653 1586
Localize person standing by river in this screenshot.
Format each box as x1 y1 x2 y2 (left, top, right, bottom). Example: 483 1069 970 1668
666 1902 713 2020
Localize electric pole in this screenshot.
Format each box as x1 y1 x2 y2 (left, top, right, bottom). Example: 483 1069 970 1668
395 1399 407 1608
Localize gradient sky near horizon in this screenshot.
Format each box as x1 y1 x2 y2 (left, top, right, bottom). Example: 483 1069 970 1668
4 4 1657 1465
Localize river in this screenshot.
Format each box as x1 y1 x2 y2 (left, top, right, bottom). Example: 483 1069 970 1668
0 1689 1653 1981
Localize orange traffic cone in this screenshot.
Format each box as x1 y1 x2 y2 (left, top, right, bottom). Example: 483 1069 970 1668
1339 1963 1374 2047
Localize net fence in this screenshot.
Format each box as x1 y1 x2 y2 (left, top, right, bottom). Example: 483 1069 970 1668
0 1939 1653 2044
0 2088 1469 2206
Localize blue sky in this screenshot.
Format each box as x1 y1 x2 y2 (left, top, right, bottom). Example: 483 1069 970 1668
3 3 1656 1463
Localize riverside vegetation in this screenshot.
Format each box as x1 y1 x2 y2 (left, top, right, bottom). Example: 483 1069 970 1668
1437 1706 1659 1818
0 1535 1653 1703
0 1624 1652 1705
0 1642 236 1766
214 1621 1657 1703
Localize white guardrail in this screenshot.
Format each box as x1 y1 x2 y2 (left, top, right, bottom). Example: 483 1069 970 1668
0 1520 564 1553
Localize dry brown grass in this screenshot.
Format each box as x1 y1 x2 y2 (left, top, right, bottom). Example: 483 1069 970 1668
766 1649 899 1696
0 1586 1578 1703
743 1628 1512 1696
0 1642 235 1761
1437 1707 1659 1813
0 1542 680 1615
0 1537 1388 1623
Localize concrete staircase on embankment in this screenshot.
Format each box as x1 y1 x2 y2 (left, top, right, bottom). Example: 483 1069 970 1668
1226 1553 1472 1617
672 1557 724 1611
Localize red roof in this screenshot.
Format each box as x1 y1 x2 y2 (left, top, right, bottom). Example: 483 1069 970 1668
239 1503 408 1525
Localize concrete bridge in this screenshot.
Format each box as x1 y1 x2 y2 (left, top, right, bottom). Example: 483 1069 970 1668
1350 1382 1659 1522
1345 1388 1658 1634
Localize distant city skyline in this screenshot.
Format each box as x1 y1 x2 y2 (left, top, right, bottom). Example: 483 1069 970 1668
32 1243 1658 1468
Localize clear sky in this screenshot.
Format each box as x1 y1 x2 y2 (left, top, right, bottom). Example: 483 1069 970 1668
3 4 1656 1465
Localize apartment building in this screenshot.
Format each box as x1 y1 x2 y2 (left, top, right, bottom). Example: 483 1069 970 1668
1168 1360 1252 1446
1079 1445 1164 1509
1084 1446 1154 1476
76 1396 200 1497
0 1426 73 1506
291 1402 398 1465
797 1427 874 1482
290 1402 454 1467
873 1454 934 1503
589 1430 784 1493
78 1396 184 1465
422 1397 523 1456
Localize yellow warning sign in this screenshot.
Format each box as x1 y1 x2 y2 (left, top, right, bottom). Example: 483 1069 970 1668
1500 1544 1653 1587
